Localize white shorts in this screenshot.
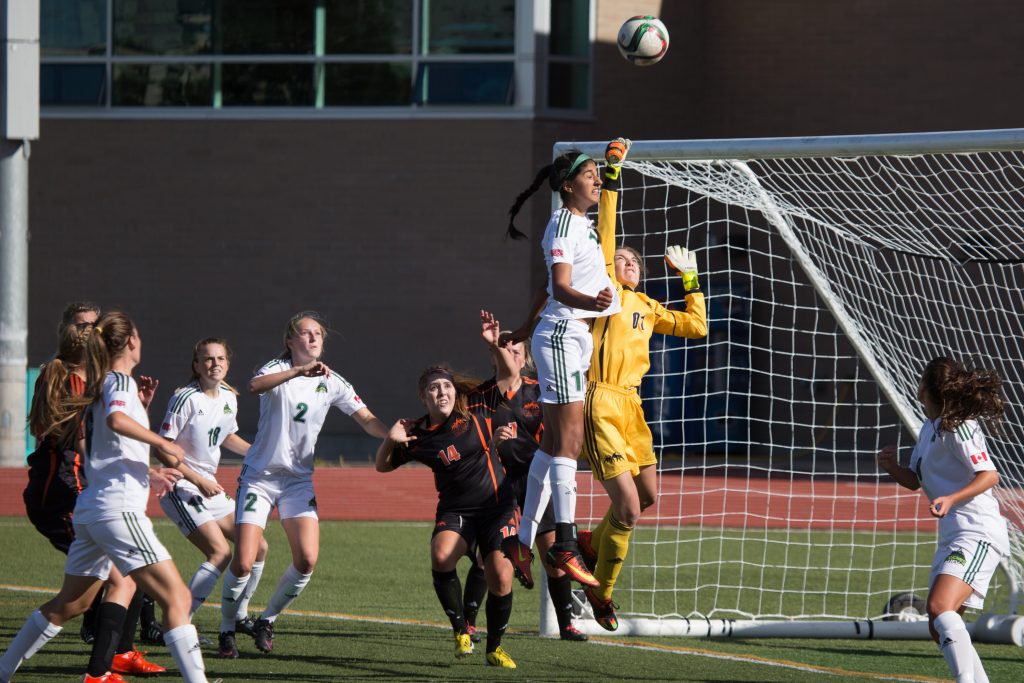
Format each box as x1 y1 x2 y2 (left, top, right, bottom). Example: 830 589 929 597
930 537 1003 610
66 512 172 579
235 469 318 528
159 481 235 537
532 317 593 404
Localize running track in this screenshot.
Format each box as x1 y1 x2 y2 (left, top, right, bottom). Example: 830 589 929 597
0 466 951 532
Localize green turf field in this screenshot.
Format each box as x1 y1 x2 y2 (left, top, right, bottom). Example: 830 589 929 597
1 518 1021 682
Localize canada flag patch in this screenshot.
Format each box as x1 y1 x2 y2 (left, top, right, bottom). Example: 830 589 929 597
970 452 989 464
551 248 564 257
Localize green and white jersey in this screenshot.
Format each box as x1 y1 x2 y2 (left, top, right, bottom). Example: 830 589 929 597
540 207 621 321
910 418 1009 555
159 381 239 479
243 358 365 477
77 372 151 524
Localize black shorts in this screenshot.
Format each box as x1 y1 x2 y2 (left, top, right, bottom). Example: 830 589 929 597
24 482 78 555
433 501 518 556
510 476 556 535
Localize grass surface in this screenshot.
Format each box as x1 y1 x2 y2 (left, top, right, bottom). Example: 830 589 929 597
0 518 1021 682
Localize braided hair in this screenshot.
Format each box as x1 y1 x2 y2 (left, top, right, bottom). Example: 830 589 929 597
506 150 591 240
919 356 1004 433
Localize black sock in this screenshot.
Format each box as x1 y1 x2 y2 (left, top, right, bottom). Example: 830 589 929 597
485 591 513 653
431 569 466 634
462 564 488 627
117 588 145 654
81 587 105 635
547 574 574 631
140 592 157 629
87 602 126 676
554 522 578 545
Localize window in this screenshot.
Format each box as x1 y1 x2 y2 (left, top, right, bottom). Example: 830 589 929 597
39 0 590 116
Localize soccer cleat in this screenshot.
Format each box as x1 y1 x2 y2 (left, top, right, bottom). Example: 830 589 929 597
111 649 167 674
252 617 274 653
80 621 96 645
81 673 129 683
485 646 517 668
454 632 474 658
466 624 481 643
139 621 164 645
560 623 589 641
583 587 619 632
577 529 598 573
234 615 257 636
547 544 600 587
217 631 239 659
500 536 535 589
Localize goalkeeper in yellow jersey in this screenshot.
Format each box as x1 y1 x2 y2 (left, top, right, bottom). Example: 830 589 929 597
578 139 708 630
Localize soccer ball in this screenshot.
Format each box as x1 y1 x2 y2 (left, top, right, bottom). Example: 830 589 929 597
617 15 669 66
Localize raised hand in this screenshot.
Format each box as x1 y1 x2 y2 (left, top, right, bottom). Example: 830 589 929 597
480 310 501 347
665 245 700 292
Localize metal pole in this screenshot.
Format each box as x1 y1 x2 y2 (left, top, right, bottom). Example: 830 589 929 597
1 0 39 465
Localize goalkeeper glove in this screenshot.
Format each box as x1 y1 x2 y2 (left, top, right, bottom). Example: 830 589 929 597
665 245 700 292
604 137 631 182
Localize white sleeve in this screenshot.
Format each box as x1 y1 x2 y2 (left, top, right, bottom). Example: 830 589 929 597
546 228 577 268
953 422 997 473
225 394 240 435
159 392 194 440
331 375 367 416
104 375 136 418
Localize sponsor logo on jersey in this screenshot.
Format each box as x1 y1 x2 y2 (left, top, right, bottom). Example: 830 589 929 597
196 409 205 416
970 451 989 464
522 402 541 418
316 382 328 393
223 403 233 414
162 422 172 431
943 549 967 567
551 248 564 257
110 400 126 407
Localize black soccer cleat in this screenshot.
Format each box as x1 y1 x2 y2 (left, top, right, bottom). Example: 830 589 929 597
252 618 274 653
217 631 239 659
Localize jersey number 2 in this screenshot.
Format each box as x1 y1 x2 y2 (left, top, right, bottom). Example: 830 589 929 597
294 403 308 423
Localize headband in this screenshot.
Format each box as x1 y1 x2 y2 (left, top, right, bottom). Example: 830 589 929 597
566 153 592 179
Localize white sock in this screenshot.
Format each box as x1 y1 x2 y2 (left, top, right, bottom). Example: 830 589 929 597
261 565 312 621
0 610 61 682
549 456 579 524
236 560 265 619
934 611 977 683
971 645 990 683
518 450 553 546
220 568 250 633
188 562 222 617
163 624 207 683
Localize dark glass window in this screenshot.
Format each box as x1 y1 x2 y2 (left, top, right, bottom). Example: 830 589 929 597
221 64 315 105
550 0 589 57
40 64 106 105
325 0 413 54
219 0 315 54
41 0 106 56
113 64 212 106
113 0 213 56
325 63 412 105
425 1 514 55
415 62 513 105
547 62 587 110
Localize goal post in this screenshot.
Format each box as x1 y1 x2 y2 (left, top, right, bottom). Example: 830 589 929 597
541 129 1024 641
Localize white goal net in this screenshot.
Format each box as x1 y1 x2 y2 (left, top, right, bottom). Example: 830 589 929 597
550 130 1024 638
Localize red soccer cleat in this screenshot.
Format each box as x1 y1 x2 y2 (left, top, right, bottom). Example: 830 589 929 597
577 529 598 573
583 587 619 632
559 622 589 641
547 544 600 588
500 536 535 589
111 649 166 674
81 674 129 683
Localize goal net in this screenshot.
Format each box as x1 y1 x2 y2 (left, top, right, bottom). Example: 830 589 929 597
547 130 1024 638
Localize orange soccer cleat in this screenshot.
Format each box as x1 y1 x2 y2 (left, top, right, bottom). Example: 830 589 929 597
111 649 166 674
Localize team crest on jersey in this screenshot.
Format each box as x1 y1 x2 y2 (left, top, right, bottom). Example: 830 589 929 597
522 402 541 418
451 417 469 436
943 549 967 567
316 382 328 393
223 403 233 414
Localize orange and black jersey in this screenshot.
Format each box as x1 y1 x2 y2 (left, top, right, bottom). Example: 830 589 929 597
24 372 87 512
390 411 513 514
492 377 544 481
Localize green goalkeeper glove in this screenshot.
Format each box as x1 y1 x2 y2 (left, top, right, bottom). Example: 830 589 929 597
604 137 631 182
665 245 700 292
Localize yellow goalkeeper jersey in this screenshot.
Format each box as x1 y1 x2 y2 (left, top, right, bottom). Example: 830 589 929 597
589 187 708 390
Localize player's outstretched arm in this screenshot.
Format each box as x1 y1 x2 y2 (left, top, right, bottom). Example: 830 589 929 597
375 419 415 473
247 361 330 395
353 406 389 439
600 138 630 279
651 245 709 338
